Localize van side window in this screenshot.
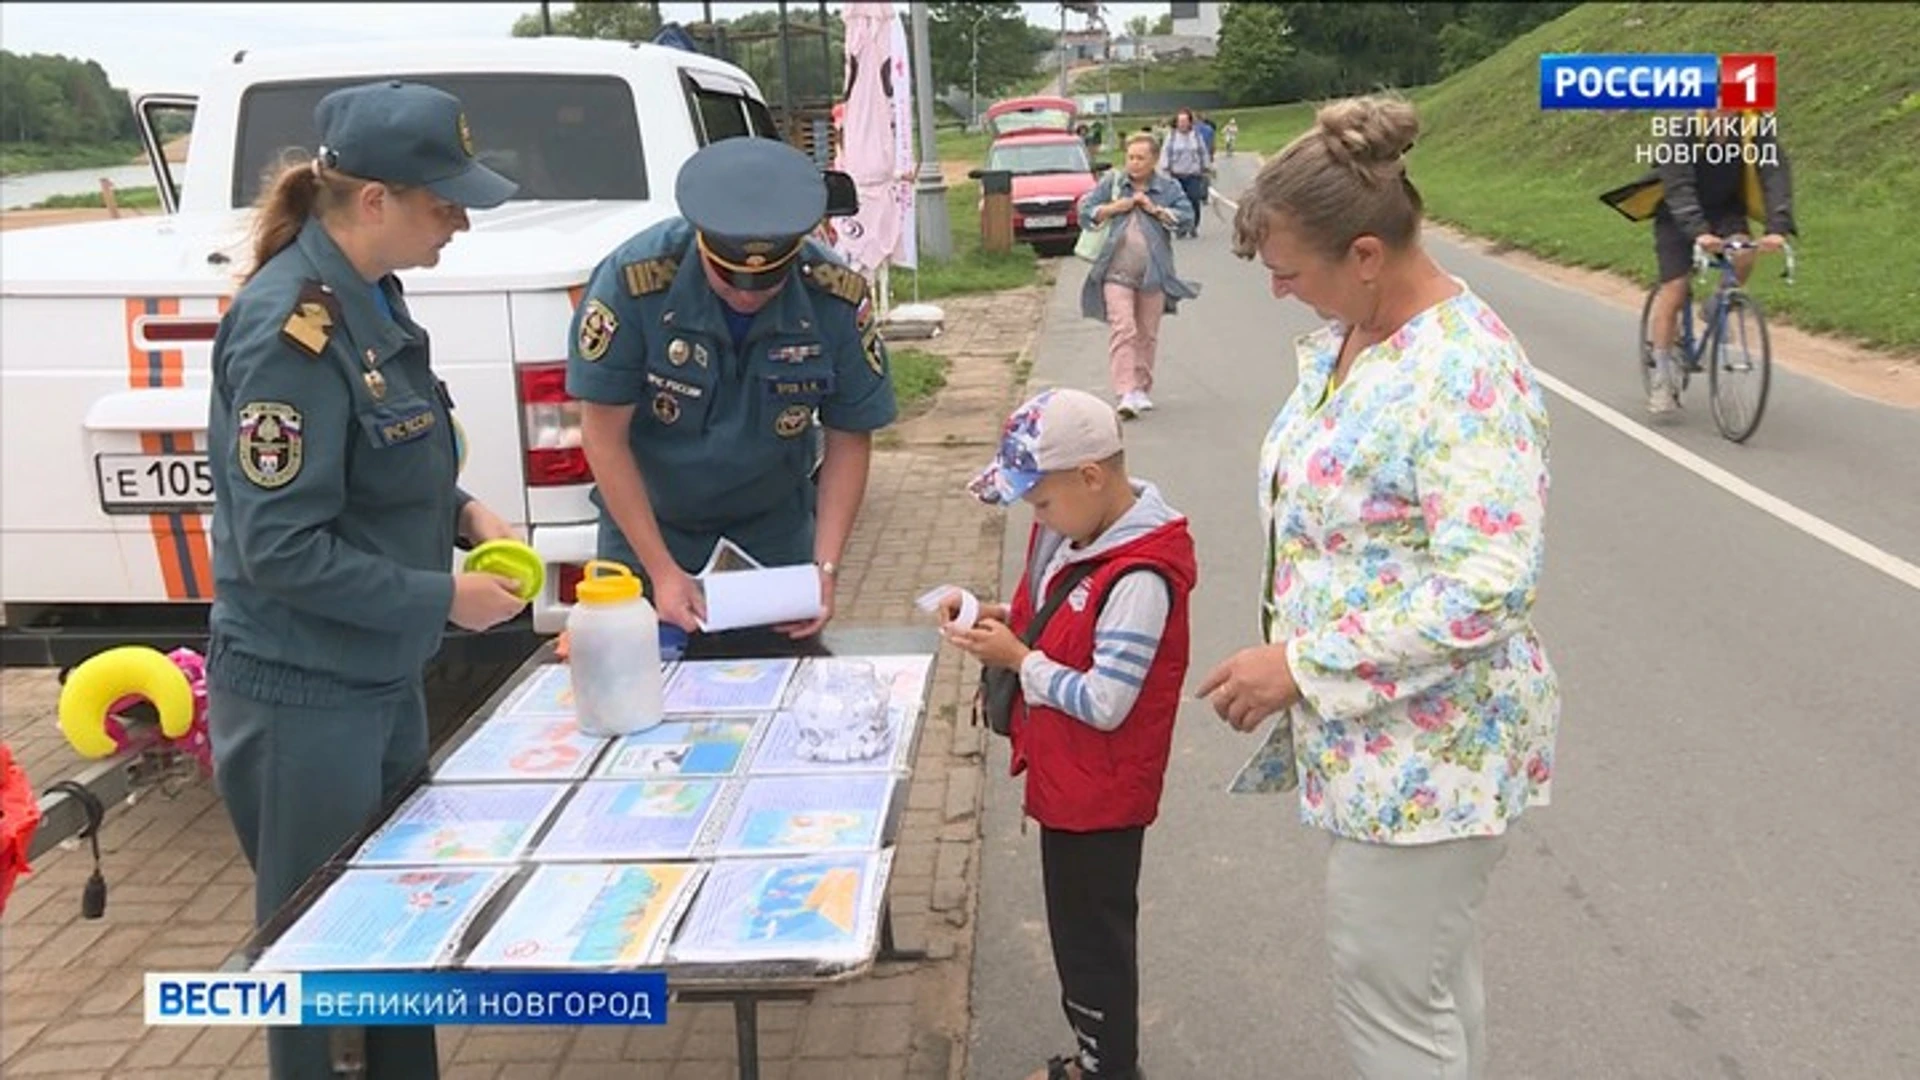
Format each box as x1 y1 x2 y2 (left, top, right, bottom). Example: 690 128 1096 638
682 71 776 145
233 74 648 207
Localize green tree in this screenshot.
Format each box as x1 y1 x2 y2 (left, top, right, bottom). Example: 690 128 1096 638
0 51 135 146
927 2 1041 98
511 1 659 41
1217 3 1312 106
1153 13 1174 35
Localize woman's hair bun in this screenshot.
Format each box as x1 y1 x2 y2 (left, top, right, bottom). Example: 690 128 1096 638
1315 95 1420 167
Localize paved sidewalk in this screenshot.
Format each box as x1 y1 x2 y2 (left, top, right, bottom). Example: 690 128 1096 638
0 284 1046 1080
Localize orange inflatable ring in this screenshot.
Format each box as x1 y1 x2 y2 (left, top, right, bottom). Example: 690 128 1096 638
58 646 195 759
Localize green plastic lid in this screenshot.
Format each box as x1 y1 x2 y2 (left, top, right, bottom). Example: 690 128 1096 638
464 539 545 602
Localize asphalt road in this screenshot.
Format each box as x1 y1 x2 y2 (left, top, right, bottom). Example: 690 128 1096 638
967 154 1920 1080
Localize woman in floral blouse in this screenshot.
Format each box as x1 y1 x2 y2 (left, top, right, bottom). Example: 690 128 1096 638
1196 94 1560 1080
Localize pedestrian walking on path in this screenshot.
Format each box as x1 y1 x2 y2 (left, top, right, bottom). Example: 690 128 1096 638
1077 134 1200 421
1200 94 1561 1080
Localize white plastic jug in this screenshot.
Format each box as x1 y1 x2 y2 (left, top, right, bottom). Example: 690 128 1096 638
565 560 664 737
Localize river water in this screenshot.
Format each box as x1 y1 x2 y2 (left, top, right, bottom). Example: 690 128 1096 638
0 165 158 210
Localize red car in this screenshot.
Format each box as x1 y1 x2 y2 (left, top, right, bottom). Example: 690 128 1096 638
980 96 1109 257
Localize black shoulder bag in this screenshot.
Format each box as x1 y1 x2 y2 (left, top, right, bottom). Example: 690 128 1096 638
973 562 1102 737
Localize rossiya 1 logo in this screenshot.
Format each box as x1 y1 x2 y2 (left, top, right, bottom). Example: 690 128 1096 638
1539 53 1776 111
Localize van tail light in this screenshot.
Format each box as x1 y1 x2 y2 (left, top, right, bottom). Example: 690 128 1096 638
555 562 586 605
516 362 591 486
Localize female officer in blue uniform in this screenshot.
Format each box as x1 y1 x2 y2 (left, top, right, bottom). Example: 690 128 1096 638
205 81 526 1079
568 137 897 639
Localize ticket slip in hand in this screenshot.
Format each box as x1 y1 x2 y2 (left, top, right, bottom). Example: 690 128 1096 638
914 585 979 630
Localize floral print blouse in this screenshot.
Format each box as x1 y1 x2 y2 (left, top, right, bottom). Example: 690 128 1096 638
1249 284 1560 845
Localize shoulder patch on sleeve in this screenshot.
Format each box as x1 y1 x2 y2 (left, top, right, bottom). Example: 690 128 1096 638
622 257 680 297
237 401 304 488
858 296 888 377
802 259 869 306
279 280 341 358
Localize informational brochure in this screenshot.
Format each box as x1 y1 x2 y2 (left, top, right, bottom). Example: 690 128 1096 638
712 774 894 857
464 862 706 969
255 867 510 972
594 716 767 779
352 783 569 866
663 658 799 715
532 779 725 862
668 851 894 965
434 716 608 783
494 663 577 719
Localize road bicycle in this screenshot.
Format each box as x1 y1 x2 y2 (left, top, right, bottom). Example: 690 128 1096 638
1637 237 1795 442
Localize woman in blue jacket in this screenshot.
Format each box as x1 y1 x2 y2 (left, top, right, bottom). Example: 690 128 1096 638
1077 133 1201 420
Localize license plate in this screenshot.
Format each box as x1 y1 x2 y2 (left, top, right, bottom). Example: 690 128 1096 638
95 453 214 514
1024 214 1068 229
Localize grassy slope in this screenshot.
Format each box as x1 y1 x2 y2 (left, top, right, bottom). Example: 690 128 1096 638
1221 4 1918 352
1411 2 1920 351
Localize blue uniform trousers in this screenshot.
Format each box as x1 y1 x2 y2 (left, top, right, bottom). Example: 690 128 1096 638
208 684 440 1080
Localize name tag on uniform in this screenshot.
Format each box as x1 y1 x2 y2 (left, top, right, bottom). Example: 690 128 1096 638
374 404 438 446
646 371 704 399
764 374 835 399
767 342 824 364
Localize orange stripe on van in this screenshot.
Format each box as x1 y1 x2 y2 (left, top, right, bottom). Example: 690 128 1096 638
124 297 211 600
568 285 585 312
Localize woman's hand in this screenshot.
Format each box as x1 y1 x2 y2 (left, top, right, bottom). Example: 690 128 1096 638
459 500 519 545
450 572 527 632
944 618 1030 670
1195 644 1302 732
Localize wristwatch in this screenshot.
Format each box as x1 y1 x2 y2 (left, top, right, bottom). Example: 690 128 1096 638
816 560 839 579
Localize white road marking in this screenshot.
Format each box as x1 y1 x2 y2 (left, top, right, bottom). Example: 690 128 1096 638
1532 367 1920 593
1215 170 1917 592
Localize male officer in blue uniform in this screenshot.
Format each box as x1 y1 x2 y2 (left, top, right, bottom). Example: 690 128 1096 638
568 137 897 638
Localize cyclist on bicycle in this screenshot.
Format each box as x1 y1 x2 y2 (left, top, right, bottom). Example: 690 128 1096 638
1645 109 1795 414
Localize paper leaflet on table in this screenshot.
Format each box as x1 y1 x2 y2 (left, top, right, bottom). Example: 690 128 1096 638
667 850 895 965
694 536 823 632
663 657 799 714
352 783 571 865
255 866 512 972
712 773 895 857
464 862 706 969
531 778 726 861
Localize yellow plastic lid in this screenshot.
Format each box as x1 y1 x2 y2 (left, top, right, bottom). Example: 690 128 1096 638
574 559 643 605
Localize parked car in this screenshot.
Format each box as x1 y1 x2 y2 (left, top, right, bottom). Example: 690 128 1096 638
979 96 1109 257
0 37 808 667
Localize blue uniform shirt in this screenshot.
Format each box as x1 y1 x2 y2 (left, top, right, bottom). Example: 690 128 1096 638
566 217 897 572
207 219 467 704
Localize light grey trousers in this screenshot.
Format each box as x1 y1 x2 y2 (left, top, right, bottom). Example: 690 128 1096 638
1325 832 1510 1080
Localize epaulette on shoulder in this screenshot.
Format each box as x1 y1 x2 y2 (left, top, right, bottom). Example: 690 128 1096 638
800 255 868 306
621 255 680 297
279 279 341 358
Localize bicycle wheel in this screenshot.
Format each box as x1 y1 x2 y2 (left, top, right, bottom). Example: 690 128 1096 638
1708 291 1771 442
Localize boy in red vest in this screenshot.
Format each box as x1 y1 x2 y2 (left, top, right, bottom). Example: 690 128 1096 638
945 387 1198 1080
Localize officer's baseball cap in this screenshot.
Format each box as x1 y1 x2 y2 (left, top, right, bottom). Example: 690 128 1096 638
968 388 1125 506
314 81 517 209
677 137 827 290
